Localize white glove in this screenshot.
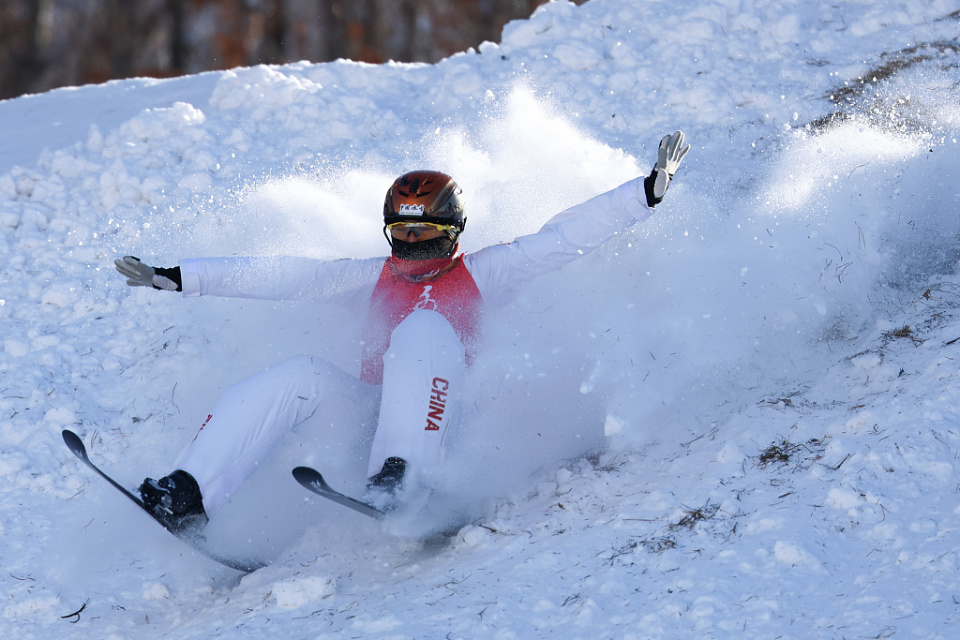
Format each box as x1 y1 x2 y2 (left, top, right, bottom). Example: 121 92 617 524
646 130 690 205
114 256 180 291
657 131 690 176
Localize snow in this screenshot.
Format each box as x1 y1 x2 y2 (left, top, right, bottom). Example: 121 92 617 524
2 0 960 637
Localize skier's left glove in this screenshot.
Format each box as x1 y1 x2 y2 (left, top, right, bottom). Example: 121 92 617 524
643 130 690 207
114 256 182 292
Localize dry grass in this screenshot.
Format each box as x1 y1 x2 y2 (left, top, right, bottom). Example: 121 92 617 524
758 437 828 468
807 34 960 133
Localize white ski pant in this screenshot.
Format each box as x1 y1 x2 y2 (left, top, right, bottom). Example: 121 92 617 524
174 309 465 516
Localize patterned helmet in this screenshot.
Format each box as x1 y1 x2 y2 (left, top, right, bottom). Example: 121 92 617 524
383 170 466 232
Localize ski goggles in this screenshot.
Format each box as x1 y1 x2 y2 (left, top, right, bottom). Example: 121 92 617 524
386 221 458 239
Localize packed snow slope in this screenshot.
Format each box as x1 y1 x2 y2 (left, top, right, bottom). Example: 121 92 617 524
3 0 960 638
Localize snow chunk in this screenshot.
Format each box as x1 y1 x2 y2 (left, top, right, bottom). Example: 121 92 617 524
41 285 78 308
843 411 876 434
47 149 103 179
272 575 335 608
604 413 625 436
0 453 26 476
44 407 77 426
0 173 15 197
131 102 206 138
849 352 882 371
552 41 604 70
916 461 954 485
0 210 17 229
351 614 402 634
4 339 29 358
501 18 552 51
773 541 818 569
455 524 490 548
716 441 745 464
210 66 319 110
826 488 862 510
671 18 719 45
769 14 801 43
744 517 783 534
3 595 61 621
142 582 170 601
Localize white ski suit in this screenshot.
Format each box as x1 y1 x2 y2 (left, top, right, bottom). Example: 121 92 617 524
172 177 654 516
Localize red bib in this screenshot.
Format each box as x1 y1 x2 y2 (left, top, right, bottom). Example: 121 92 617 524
360 254 483 384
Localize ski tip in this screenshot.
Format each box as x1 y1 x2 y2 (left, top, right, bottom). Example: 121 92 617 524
292 466 321 485
62 429 87 456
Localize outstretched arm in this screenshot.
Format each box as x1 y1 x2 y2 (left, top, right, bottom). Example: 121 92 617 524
115 254 383 309
465 130 690 301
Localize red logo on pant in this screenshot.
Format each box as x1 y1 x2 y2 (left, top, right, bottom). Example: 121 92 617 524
425 378 449 431
192 414 213 442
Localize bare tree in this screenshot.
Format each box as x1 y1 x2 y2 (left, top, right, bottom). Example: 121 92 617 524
0 0 581 100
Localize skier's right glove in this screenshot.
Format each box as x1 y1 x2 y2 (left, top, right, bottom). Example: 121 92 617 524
114 256 182 292
643 130 690 207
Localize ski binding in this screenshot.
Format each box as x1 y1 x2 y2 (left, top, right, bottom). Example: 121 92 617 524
62 429 264 573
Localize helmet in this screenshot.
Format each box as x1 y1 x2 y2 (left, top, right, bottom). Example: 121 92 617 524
383 170 466 232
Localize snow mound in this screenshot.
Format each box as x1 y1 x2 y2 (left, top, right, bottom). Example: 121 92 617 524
2 0 960 638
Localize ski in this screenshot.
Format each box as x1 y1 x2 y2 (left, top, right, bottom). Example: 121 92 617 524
62 429 264 573
292 466 476 546
292 466 384 519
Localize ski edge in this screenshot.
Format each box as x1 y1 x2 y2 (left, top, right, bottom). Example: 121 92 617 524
62 429 265 573
292 466 383 519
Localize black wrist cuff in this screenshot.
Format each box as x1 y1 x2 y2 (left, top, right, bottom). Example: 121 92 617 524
154 266 183 291
643 167 664 207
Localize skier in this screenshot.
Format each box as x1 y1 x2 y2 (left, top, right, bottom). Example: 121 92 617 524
114 131 690 532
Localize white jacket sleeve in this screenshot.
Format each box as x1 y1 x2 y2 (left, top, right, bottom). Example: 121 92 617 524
463 177 653 303
178 255 383 308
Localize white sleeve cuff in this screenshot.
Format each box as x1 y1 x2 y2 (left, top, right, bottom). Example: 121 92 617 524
179 258 202 297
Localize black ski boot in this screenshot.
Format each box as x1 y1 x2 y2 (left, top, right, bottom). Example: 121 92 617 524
139 469 208 534
365 457 407 511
